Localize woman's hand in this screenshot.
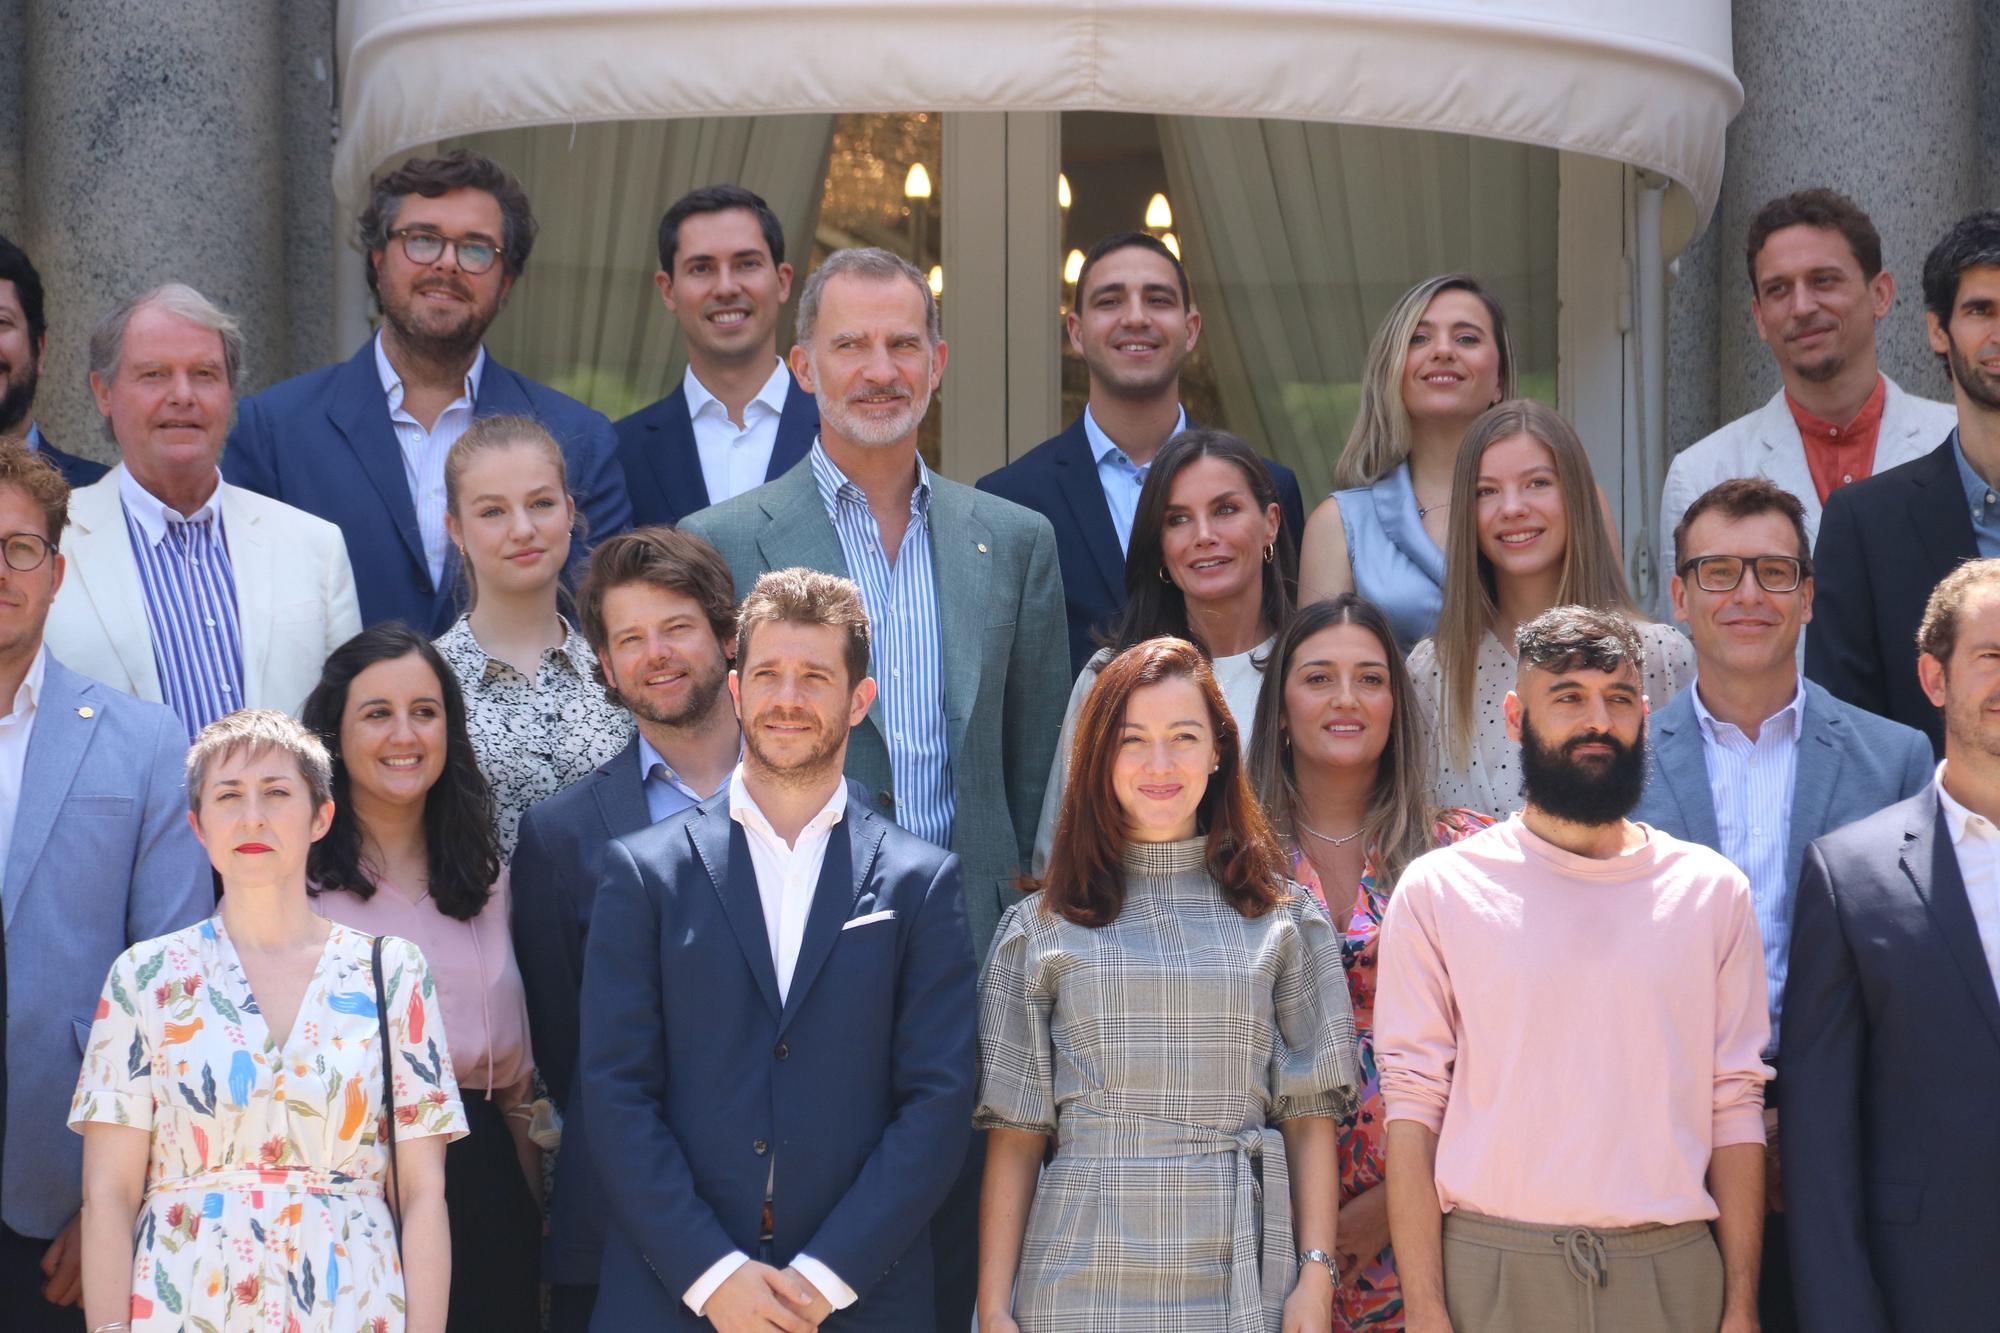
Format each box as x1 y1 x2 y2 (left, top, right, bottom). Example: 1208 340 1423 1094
1282 1263 1335 1333
978 1308 1023 1333
1334 1183 1392 1285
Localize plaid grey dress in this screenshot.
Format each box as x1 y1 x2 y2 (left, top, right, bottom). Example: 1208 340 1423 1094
976 839 1360 1332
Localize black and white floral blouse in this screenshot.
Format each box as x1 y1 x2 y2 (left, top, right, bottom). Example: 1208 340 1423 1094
434 615 633 857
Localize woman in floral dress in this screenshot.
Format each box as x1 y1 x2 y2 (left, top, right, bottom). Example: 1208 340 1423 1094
73 710 466 1333
1247 595 1491 1330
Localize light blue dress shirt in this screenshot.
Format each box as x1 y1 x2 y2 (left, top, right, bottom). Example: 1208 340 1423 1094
1083 403 1187 554
1952 428 2000 559
637 732 712 825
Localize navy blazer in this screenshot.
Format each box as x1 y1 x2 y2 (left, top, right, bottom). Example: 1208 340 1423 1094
612 368 818 526
1806 436 1971 757
28 428 109 488
1784 786 2000 1332
976 413 1308 675
224 339 633 634
580 787 976 1331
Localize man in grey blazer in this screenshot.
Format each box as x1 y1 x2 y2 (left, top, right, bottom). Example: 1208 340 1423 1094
682 247 1067 1332
0 444 210 1328
1635 477 1930 1333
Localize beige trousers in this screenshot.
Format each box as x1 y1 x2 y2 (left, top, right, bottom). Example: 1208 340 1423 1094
1441 1211 1724 1333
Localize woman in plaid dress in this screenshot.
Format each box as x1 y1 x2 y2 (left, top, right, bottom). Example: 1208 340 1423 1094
975 637 1360 1333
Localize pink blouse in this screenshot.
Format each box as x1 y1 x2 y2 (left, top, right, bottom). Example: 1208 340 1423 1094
313 868 534 1094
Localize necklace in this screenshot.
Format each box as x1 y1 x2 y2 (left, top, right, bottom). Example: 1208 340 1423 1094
1416 497 1451 519
1294 816 1365 847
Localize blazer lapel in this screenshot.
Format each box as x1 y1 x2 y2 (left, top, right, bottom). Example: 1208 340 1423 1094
926 481 992 755
221 485 275 701
779 802 882 1032
1902 790 2000 1053
592 736 653 838
1753 393 1822 526
1651 693 1721 848
1051 421 1125 601
326 342 429 578
64 478 161 698
4 663 95 929
769 374 818 481
1907 438 1979 586
1786 687 1843 890
688 802 783 1020
640 388 712 520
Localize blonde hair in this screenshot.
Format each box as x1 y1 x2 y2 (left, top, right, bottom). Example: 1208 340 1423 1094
443 415 573 611
186 709 333 813
1331 274 1517 490
1432 400 1638 767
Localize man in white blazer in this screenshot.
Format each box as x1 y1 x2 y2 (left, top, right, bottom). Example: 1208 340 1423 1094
1659 188 1954 614
45 283 359 733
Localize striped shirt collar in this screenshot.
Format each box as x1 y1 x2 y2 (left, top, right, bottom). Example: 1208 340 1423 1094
373 330 486 414
1689 675 1806 744
808 438 932 520
116 463 226 547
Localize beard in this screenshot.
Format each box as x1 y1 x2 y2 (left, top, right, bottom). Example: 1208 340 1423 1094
379 276 497 365
1517 709 1648 826
1943 682 2000 762
1947 336 2000 412
742 705 848 787
613 652 729 729
0 354 37 435
813 364 934 447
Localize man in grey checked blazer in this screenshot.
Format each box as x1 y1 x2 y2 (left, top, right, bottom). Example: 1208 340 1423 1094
683 247 1068 1332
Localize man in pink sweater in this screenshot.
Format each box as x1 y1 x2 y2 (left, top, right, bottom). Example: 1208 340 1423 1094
1376 605 1772 1333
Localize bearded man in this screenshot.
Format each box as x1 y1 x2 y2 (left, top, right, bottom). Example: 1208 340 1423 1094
1375 604 1772 1333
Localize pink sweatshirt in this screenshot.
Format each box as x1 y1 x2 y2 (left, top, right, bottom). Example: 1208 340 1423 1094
1375 816 1771 1228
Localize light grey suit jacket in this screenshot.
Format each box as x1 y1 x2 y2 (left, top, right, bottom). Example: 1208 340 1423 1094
3 654 212 1236
683 457 1069 954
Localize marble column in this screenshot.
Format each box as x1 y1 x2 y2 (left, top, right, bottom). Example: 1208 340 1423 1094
0 0 26 239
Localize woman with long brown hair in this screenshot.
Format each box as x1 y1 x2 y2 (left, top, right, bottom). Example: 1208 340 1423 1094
1246 595 1491 1329
1407 399 1692 815
977 637 1357 1333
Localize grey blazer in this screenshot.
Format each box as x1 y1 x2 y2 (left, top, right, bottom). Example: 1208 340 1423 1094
3 654 212 1236
683 457 1069 954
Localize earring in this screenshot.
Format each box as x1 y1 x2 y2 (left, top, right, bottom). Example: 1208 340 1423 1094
1263 543 1275 564
1282 730 1291 749
1158 566 1173 584
1210 762 1220 773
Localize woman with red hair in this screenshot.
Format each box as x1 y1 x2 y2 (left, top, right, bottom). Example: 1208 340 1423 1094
975 636 1359 1333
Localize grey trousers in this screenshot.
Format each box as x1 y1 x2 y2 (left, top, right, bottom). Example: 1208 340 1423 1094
1442 1212 1724 1333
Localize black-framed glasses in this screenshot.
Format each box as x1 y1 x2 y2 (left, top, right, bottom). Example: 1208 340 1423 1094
1 532 53 573
388 228 500 275
1677 554 1809 593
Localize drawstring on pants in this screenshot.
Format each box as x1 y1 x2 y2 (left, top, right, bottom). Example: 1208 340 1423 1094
1555 1226 1609 1287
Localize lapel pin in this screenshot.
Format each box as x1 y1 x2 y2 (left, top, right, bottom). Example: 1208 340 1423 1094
77 705 95 718
977 543 988 554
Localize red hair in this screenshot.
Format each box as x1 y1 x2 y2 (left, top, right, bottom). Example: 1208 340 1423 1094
1041 636 1288 926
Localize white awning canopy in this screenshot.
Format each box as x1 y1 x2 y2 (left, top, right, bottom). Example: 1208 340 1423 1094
335 0 1741 256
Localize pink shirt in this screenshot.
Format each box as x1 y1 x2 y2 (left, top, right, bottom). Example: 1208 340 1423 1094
1375 816 1770 1228
314 868 534 1094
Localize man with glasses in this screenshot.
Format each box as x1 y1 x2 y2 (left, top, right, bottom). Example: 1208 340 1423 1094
1635 477 1929 1333
225 149 631 632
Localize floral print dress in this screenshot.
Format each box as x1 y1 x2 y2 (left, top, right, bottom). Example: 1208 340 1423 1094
70 916 467 1332
1292 810 1492 1331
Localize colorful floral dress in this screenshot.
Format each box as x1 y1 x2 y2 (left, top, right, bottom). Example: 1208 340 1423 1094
70 916 467 1332
1291 810 1491 1331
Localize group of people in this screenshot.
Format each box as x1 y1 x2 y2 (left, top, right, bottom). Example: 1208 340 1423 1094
0 142 1995 1333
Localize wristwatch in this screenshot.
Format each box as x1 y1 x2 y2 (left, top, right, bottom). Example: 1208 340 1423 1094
1298 1248 1339 1283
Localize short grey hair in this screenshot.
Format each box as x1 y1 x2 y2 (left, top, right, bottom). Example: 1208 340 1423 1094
1515 605 1644 677
186 709 333 814
795 247 940 347
89 282 246 393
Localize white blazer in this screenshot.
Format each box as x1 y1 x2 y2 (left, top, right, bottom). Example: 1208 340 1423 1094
46 467 362 717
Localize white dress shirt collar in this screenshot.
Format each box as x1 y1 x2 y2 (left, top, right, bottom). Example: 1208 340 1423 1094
728 763 847 850
1689 675 1806 744
373 330 486 409
1 642 47 725
1936 761 2000 846
116 463 226 547
1936 761 2000 990
684 358 789 425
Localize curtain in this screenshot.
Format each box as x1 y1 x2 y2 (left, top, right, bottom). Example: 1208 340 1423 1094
446 115 837 420
1158 119 1559 502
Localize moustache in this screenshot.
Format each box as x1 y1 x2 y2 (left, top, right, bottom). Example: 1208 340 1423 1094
1786 319 1837 341
1562 731 1628 757
847 384 911 405
415 279 475 302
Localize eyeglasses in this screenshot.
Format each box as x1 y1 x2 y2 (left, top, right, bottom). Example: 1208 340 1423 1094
388 228 500 275
1677 554 1809 593
1 532 53 572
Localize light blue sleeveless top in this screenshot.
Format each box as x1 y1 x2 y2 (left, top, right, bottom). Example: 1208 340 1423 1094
1331 462 1447 651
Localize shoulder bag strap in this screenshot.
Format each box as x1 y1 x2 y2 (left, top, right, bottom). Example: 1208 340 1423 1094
373 933 404 1265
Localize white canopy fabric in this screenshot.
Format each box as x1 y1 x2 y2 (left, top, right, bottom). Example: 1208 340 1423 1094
335 0 1741 257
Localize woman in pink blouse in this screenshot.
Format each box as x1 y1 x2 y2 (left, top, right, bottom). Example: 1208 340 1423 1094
1247 594 1490 1330
303 623 540 1333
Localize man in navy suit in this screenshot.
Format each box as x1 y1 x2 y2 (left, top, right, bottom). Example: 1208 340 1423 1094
1635 477 1930 1333
512 526 745 1333
0 235 108 489
614 185 818 526
580 566 976 1331
225 150 630 633
1785 558 2000 1332
0 444 209 1328
977 231 1305 674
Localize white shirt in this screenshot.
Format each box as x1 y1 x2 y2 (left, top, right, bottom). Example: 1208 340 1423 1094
683 766 856 1317
0 644 47 885
374 332 486 586
1936 761 2000 988
687 359 790 506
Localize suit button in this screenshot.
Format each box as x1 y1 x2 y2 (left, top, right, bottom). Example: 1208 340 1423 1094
774 1042 789 1060
876 790 894 811
753 1139 769 1155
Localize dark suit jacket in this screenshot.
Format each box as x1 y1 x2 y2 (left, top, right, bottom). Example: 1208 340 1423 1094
511 737 654 1285
224 339 633 634
612 368 818 526
28 428 109 488
1806 435 1970 756
1784 786 2000 1332
976 412 1307 675
579 788 976 1331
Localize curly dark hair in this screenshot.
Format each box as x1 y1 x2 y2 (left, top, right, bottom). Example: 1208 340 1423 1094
358 149 538 307
302 623 501 921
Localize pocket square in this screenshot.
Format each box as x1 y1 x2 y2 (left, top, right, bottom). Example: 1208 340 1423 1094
842 909 897 931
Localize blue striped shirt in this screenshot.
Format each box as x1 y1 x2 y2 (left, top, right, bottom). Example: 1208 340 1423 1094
1691 677 1804 1055
809 442 953 848
118 467 245 740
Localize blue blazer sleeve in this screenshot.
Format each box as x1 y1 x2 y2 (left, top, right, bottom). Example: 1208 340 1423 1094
799 851 978 1293
1804 489 1882 721
129 702 214 938
510 809 584 1111
222 393 279 499
569 409 633 553
579 836 737 1296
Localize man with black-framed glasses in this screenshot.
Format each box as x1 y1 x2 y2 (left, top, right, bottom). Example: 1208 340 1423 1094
224 149 631 633
1635 477 1929 1333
